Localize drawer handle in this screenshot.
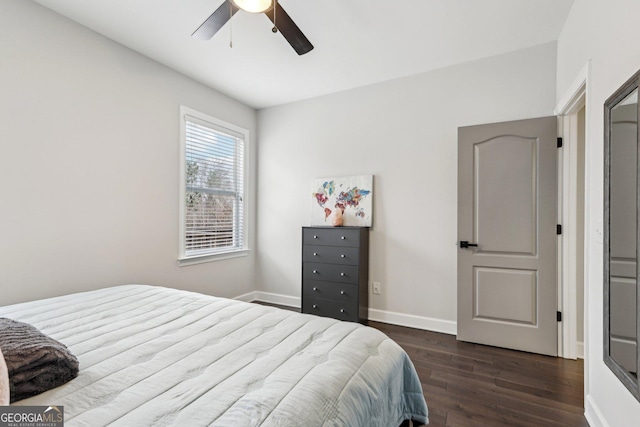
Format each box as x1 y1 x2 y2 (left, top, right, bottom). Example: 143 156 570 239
340 254 345 258
340 291 345 295
313 252 318 256
312 304 318 309
313 270 318 274
341 236 345 240
340 273 345 277
313 235 318 239
340 309 345 313
312 287 318 291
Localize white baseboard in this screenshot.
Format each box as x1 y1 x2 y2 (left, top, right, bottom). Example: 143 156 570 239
234 291 301 308
242 291 595 341
233 291 257 302
577 341 584 359
368 308 457 335
585 394 609 427
253 291 301 308
240 291 457 335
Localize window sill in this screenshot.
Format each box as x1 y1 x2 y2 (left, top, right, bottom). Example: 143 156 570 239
178 249 249 267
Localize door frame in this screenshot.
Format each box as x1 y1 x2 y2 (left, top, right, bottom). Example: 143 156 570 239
555 62 590 360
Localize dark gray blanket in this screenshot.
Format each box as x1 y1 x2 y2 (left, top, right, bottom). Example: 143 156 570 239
0 318 78 402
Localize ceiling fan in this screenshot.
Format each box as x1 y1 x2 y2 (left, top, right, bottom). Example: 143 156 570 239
192 0 314 55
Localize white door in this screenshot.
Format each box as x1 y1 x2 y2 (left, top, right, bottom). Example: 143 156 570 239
457 116 558 356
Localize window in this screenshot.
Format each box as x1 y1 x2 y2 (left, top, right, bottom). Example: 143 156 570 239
179 107 248 265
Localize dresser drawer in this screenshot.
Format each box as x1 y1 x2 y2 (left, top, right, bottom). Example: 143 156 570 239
303 262 358 284
302 280 358 303
302 228 361 247
302 245 360 265
303 298 358 322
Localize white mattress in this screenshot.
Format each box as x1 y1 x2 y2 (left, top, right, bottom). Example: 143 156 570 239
0 285 429 426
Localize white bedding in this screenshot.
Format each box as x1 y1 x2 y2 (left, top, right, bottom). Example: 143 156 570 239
0 285 429 426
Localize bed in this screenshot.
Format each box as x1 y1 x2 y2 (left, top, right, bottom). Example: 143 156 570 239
0 285 429 426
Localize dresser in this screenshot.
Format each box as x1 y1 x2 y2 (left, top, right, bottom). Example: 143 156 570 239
301 226 369 323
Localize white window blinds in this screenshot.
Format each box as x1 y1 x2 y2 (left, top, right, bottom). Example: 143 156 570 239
182 113 245 257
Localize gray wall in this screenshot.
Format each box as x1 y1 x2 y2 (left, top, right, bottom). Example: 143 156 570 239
0 0 257 304
557 0 640 424
256 42 558 330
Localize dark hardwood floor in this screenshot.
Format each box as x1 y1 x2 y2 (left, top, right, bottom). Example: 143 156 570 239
254 302 588 426
372 321 588 427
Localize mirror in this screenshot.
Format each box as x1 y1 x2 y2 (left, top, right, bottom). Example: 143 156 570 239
605 71 640 401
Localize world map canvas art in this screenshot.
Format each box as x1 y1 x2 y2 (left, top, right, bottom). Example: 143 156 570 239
311 175 373 227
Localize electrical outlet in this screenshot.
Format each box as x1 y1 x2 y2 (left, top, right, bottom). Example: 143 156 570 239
372 282 381 295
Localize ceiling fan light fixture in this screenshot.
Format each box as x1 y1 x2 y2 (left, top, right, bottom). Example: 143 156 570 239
230 0 272 13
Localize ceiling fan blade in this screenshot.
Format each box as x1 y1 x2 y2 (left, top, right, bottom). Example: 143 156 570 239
192 0 238 40
265 3 314 55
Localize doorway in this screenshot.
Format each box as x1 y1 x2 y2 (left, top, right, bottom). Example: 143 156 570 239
558 91 587 360
456 101 587 358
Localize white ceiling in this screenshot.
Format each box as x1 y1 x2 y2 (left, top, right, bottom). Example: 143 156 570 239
33 0 574 109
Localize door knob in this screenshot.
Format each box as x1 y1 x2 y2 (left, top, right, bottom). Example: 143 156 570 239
459 241 478 249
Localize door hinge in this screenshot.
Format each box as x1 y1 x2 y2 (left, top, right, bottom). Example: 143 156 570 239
557 224 562 235
557 137 563 148
557 311 562 322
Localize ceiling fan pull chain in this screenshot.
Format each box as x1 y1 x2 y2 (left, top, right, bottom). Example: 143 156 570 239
272 0 278 33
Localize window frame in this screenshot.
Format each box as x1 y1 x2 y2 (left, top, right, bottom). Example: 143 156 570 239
178 106 249 266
